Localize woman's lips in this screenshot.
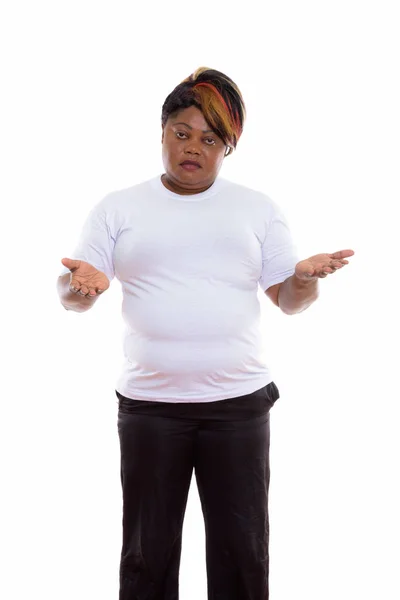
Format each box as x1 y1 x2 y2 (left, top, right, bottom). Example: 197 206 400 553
180 163 201 171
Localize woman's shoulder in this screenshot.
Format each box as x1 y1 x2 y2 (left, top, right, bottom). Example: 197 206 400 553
94 178 156 213
219 177 278 211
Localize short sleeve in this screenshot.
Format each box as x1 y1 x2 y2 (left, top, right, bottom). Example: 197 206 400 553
258 206 299 292
59 199 116 282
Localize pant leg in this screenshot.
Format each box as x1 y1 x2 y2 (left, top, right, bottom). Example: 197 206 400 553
117 395 197 600
194 383 279 600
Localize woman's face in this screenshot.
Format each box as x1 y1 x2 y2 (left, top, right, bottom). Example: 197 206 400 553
161 105 227 195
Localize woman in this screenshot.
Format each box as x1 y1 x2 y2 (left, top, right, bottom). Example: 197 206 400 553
57 67 353 599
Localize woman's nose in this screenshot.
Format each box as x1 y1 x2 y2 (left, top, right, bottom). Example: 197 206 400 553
184 141 201 154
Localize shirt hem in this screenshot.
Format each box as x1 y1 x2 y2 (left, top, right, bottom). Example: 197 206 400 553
115 376 274 404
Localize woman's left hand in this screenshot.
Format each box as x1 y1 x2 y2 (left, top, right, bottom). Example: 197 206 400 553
295 249 355 280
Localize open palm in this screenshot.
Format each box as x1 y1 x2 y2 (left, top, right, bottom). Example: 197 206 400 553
61 258 110 296
295 249 354 280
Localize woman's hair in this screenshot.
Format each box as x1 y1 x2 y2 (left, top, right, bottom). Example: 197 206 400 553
161 67 246 156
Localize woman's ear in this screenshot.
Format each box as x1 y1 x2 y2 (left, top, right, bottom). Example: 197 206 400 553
225 146 232 157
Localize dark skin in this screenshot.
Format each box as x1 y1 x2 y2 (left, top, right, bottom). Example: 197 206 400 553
161 105 229 195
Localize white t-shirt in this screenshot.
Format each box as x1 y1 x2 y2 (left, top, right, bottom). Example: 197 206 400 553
60 174 299 403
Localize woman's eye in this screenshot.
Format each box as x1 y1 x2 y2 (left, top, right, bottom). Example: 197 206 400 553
175 132 216 145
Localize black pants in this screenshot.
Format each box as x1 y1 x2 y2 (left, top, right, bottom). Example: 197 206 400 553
116 381 280 600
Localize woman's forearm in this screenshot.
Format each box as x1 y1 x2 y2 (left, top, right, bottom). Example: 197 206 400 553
278 274 319 315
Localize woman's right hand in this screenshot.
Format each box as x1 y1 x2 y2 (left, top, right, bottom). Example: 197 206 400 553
61 258 110 297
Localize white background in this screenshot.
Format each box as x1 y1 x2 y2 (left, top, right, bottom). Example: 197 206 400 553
1 1 399 598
